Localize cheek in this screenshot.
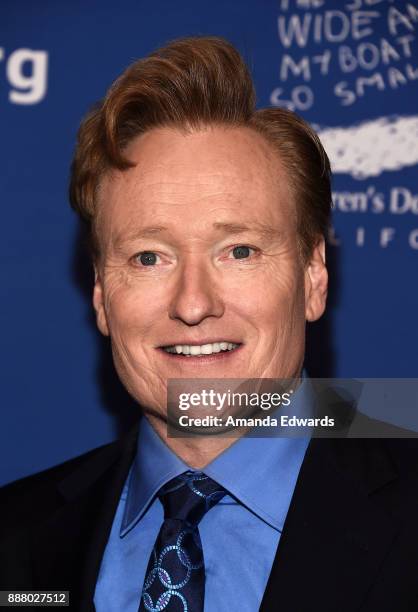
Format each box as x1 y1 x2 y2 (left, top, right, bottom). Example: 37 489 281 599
238 263 305 325
103 270 163 341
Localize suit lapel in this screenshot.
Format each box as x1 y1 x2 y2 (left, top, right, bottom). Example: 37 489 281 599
260 437 400 612
29 426 138 612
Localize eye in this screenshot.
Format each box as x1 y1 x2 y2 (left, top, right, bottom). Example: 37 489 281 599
231 245 253 259
135 251 159 266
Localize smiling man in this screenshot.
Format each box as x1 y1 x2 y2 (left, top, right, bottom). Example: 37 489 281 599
91 120 326 466
1 37 418 612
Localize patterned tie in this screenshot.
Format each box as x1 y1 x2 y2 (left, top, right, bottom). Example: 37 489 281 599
139 471 226 612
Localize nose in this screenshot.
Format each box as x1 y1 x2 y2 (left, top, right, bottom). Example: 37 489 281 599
168 259 224 326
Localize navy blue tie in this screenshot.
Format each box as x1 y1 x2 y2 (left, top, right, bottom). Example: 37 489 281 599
139 471 226 612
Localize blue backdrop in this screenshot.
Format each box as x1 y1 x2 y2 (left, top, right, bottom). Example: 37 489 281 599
1 0 417 485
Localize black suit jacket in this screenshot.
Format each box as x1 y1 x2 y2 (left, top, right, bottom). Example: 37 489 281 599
1 423 418 611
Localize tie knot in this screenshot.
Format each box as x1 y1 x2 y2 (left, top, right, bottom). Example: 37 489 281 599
158 471 226 525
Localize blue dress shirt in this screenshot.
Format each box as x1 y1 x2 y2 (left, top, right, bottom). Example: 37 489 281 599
94 380 313 611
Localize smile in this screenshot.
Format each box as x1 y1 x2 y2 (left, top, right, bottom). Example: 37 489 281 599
161 342 241 357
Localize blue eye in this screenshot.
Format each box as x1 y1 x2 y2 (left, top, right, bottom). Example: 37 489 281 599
138 252 157 266
232 246 251 259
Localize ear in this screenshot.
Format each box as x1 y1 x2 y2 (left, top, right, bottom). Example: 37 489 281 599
304 237 328 322
92 265 110 336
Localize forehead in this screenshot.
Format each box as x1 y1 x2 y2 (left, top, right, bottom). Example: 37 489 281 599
97 126 295 241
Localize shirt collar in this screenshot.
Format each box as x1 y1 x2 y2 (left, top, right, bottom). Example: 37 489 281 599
121 375 313 536
121 415 189 536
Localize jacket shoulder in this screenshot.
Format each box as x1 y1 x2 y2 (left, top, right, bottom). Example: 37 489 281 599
0 439 120 530
382 437 418 473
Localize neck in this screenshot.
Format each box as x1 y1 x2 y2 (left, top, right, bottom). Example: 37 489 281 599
144 371 304 468
145 414 239 468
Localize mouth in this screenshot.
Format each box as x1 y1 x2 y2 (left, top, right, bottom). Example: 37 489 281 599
158 341 242 358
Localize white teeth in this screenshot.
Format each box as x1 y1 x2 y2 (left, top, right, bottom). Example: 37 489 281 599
163 342 239 356
201 344 213 355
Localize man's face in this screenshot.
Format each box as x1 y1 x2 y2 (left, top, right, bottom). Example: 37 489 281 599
93 126 327 418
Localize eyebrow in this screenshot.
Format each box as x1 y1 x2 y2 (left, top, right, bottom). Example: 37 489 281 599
113 226 168 247
212 222 283 241
113 221 282 248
